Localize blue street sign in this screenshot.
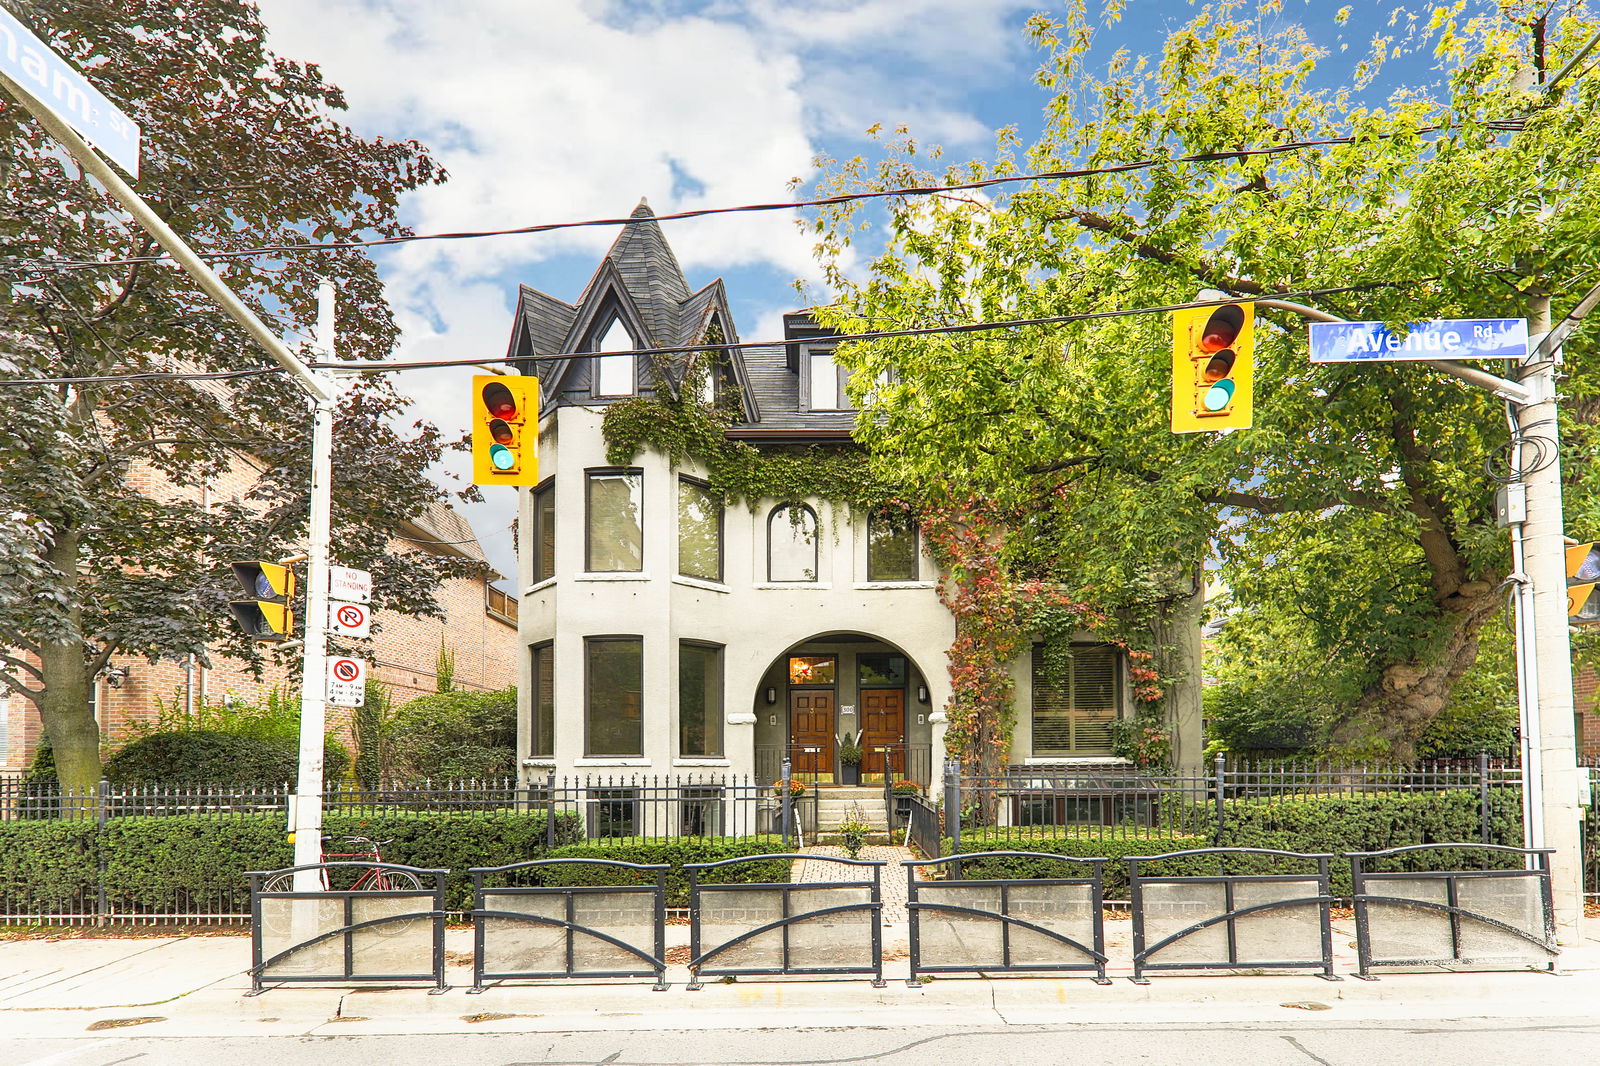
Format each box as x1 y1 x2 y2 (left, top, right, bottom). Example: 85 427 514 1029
0 7 141 177
1309 319 1528 363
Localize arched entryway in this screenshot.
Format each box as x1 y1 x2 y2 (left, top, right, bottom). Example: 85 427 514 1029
752 632 935 787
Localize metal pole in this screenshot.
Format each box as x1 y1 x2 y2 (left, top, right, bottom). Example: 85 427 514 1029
290 283 339 888
1517 295 1583 940
1214 753 1227 838
781 758 793 848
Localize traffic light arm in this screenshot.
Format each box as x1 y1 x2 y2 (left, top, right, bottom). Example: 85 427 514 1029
1243 295 1534 404
0 70 338 404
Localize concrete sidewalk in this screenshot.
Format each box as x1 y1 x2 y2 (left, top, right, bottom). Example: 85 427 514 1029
3 921 1599 1040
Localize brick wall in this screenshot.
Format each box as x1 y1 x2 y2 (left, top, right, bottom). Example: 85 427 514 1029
1576 665 1598 755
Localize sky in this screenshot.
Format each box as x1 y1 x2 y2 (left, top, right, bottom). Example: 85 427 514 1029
242 0 1511 586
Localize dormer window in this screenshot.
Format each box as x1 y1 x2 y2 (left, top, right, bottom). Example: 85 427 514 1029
807 348 851 411
596 318 635 397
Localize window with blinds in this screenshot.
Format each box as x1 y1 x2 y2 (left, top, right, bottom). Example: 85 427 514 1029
1031 644 1120 756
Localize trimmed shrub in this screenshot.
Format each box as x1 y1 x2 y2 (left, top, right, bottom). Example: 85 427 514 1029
539 837 793 905
0 818 98 912
950 788 1525 899
103 730 350 787
948 832 1211 899
385 688 516 780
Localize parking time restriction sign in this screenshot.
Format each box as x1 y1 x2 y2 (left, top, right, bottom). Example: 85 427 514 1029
326 656 367 707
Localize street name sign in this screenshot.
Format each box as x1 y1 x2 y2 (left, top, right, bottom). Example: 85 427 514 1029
326 655 367 707
0 7 141 177
329 600 371 639
327 565 372 604
1309 319 1528 363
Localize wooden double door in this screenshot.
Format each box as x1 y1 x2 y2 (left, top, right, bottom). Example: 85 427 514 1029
789 687 907 776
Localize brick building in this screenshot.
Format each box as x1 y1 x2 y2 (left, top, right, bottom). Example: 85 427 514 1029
0 447 518 774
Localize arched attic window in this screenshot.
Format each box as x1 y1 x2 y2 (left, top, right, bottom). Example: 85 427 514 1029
768 503 819 582
595 317 635 397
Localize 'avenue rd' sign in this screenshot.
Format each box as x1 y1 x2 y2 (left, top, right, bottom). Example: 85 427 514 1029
1309 318 1529 363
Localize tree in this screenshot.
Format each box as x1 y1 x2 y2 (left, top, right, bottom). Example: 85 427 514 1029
0 0 474 790
808 1 1600 758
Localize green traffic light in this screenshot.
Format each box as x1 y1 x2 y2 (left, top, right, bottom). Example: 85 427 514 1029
1203 379 1235 411
490 443 515 470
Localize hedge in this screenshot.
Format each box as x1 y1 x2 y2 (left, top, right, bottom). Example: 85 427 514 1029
951 788 1526 899
0 812 793 915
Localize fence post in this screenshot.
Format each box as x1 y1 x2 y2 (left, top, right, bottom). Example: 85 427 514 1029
1213 754 1227 839
95 779 109 927
781 758 793 848
943 759 962 877
545 770 557 847
1479 751 1491 847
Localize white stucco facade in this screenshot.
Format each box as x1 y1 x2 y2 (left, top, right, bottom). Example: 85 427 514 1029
516 406 954 786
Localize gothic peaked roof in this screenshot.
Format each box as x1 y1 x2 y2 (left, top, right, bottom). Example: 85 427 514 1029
505 199 852 438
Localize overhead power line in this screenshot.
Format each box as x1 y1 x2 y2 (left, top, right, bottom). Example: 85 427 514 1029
3 120 1528 277
0 280 1420 386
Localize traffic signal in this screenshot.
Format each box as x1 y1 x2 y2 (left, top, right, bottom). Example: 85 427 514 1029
229 560 296 641
1172 302 1254 433
1567 542 1600 625
471 374 540 486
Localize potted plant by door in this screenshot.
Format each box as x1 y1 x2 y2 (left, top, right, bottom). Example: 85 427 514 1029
838 732 863 785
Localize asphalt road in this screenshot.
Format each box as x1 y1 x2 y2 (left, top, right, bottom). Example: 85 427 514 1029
7 1020 1600 1066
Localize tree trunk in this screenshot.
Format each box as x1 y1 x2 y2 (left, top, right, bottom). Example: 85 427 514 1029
37 525 102 792
1328 582 1504 761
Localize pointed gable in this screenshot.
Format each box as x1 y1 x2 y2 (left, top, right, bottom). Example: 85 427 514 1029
600 198 692 348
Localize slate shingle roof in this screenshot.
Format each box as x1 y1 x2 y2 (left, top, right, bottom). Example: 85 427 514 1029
509 200 853 440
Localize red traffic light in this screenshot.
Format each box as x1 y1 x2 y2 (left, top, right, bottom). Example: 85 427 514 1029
482 381 518 420
1199 305 1245 353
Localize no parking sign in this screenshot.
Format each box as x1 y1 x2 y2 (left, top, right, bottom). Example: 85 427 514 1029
327 656 367 707
329 599 371 638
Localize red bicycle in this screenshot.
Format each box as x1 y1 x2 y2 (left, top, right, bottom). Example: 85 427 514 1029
262 835 424 893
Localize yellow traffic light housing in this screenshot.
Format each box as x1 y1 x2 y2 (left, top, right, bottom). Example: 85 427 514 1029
1566 542 1600 625
1172 302 1254 433
229 560 297 641
471 374 540 486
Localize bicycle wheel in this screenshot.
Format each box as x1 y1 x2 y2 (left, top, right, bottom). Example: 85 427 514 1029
356 867 428 938
256 870 322 941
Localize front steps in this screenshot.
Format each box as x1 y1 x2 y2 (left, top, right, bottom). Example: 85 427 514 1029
812 786 892 844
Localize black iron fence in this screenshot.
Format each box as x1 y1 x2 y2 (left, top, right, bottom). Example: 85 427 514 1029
946 755 1526 848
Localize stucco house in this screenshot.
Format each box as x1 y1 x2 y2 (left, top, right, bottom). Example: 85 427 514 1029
507 201 1200 801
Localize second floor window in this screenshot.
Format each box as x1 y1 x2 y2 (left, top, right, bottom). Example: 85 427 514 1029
678 478 722 583
587 470 642 572
532 479 555 583
768 503 818 582
867 510 919 582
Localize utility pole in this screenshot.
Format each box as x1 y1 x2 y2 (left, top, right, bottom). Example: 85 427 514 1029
290 284 339 887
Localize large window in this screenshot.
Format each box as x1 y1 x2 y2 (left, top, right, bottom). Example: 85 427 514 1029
586 469 643 572
530 642 554 758
1031 644 1120 757
866 510 919 582
532 479 555 583
596 317 635 397
679 641 724 758
807 349 851 410
768 503 818 582
677 478 722 582
585 637 643 756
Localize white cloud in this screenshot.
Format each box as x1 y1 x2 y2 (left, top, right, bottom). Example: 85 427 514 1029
252 0 1033 574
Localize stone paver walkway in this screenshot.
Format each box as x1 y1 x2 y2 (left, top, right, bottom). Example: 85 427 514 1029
791 844 914 928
